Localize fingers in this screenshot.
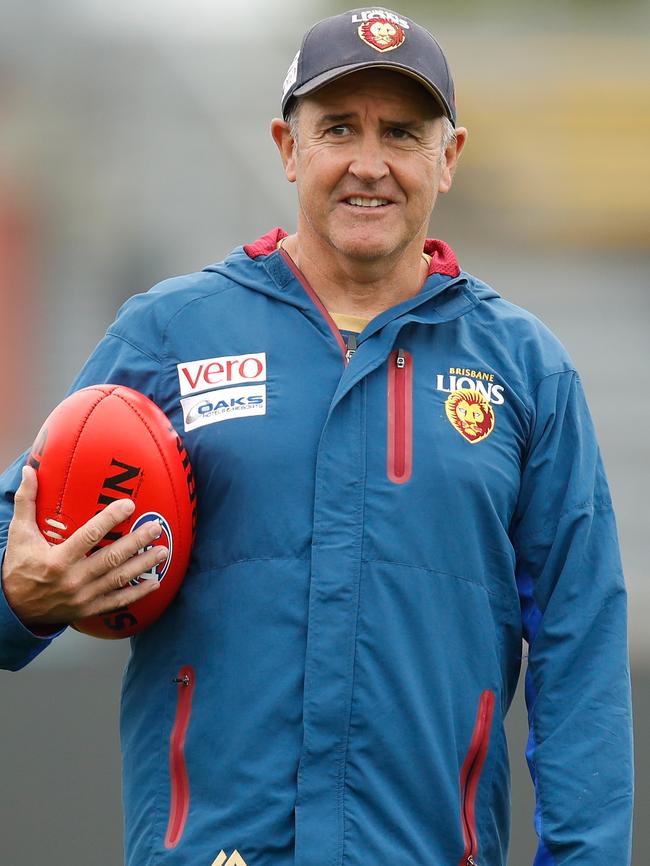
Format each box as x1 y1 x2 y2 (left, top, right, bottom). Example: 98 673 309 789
5 470 172 626
78 539 168 619
91 542 168 600
70 510 169 605
54 523 168 622
77 518 168 609
12 465 38 528
84 516 164 579
62 498 136 563
80 569 162 621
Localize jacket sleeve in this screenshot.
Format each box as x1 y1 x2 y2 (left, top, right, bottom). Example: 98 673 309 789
0 325 163 672
511 370 634 865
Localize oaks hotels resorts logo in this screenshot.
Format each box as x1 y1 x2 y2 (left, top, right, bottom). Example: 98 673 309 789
436 366 504 444
177 353 267 432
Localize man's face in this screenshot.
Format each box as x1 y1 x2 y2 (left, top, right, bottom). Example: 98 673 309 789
273 69 463 265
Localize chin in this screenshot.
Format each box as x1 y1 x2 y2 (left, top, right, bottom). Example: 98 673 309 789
331 234 395 262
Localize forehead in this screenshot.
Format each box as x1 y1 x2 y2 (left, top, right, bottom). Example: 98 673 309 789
299 68 442 121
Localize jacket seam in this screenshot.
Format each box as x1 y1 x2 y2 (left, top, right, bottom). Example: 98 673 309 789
523 368 576 453
201 554 311 573
332 383 366 866
340 380 369 866
301 438 334 789
105 331 161 365
149 693 171 866
103 332 164 409
528 367 577 398
469 698 497 865
160 282 242 353
361 557 500 598
526 677 558 866
132 662 177 866
513 497 613 545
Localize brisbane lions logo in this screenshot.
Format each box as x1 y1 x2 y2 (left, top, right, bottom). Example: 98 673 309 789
358 17 406 52
445 389 495 444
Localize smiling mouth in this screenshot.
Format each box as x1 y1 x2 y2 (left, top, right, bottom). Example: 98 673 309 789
344 196 391 208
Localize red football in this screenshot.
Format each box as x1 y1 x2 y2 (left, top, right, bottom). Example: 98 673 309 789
27 385 197 638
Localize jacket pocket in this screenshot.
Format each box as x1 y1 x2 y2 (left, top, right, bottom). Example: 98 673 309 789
164 665 195 849
387 348 413 484
458 689 496 866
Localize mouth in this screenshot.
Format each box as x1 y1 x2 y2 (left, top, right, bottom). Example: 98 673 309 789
342 196 393 209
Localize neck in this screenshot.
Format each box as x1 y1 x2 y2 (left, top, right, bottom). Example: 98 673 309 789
280 231 430 319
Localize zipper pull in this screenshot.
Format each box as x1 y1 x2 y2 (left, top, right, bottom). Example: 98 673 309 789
172 674 191 686
345 333 358 363
467 856 478 866
396 348 406 369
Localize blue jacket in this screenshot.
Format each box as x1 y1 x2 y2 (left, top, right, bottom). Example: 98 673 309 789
0 229 633 866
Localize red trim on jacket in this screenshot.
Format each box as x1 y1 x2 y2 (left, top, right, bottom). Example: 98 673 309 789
165 665 195 849
244 228 460 277
423 237 460 277
243 227 288 259
387 349 413 484
458 689 496 865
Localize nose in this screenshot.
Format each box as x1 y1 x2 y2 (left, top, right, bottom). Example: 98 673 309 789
348 134 390 183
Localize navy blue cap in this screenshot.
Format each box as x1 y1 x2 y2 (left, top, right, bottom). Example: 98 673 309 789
281 8 456 125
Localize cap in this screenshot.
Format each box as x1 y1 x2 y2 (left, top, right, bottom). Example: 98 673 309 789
281 8 456 126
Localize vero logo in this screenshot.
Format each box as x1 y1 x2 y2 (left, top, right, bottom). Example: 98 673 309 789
177 353 266 397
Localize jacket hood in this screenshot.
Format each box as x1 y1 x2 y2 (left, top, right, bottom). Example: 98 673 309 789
241 227 461 278
203 227 500 330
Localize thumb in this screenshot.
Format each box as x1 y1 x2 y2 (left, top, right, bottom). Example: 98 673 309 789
12 464 38 527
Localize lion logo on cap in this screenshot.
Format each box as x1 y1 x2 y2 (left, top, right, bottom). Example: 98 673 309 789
358 17 406 52
445 389 495 443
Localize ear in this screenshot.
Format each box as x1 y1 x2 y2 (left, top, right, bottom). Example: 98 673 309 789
270 118 297 183
438 127 467 194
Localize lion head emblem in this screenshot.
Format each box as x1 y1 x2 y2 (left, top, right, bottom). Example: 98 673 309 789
445 389 495 443
358 17 406 52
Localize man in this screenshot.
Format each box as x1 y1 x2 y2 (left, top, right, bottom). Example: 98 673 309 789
0 8 633 866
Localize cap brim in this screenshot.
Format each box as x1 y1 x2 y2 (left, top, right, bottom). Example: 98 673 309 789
290 62 453 122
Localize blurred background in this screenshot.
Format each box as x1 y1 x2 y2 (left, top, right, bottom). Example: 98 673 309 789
0 0 648 862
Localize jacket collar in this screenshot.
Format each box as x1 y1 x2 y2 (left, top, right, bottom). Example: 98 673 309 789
205 228 493 334
241 226 460 279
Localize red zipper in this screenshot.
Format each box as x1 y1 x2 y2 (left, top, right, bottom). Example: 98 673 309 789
387 348 413 483
164 665 195 849
458 689 496 866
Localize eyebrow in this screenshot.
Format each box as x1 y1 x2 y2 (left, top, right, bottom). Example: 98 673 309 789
318 113 356 124
317 112 429 130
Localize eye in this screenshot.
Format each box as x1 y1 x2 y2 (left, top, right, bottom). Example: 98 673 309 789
387 127 413 140
328 124 351 136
